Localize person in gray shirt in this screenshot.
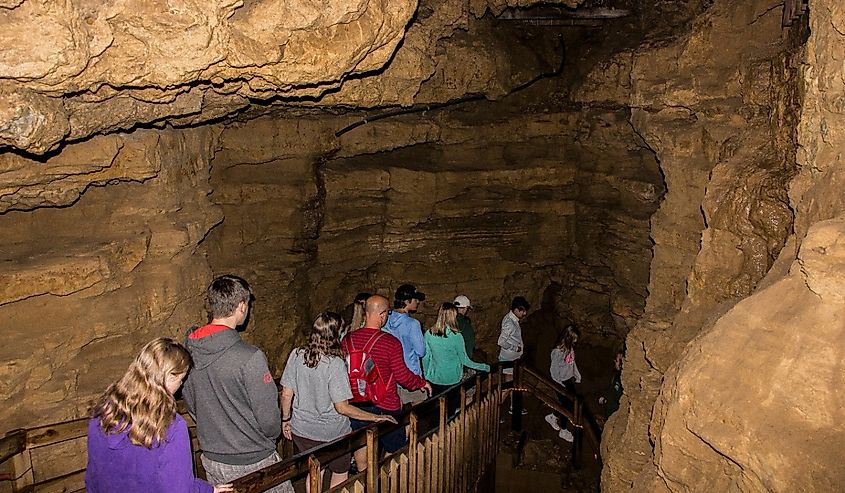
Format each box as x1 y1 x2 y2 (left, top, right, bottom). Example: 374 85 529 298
183 275 292 493
281 312 396 491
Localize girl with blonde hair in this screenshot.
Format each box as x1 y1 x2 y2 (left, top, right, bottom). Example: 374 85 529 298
85 338 232 493
342 292 370 338
281 312 395 492
423 303 490 415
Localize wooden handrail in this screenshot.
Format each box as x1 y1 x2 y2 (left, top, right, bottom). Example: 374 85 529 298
230 362 513 492
517 363 603 465
0 359 605 492
0 430 25 465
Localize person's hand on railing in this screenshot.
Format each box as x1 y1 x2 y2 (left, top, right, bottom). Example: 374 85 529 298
282 421 292 441
422 382 433 396
374 415 398 425
213 483 234 493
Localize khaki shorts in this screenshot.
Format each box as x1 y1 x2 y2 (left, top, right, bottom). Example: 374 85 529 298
398 386 428 405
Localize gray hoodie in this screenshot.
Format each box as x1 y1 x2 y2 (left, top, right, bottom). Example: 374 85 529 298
183 325 281 465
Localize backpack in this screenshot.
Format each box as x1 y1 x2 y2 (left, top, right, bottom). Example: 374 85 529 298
344 331 394 405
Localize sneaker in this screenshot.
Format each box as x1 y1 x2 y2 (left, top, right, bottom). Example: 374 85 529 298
544 413 561 431
559 429 574 442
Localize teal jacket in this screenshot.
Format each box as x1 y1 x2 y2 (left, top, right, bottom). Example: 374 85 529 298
422 328 490 385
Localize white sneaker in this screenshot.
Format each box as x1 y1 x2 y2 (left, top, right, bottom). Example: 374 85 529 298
544 413 561 431
559 429 574 442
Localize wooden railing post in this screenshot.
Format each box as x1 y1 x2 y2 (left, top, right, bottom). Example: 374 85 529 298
458 384 467 492
438 396 447 492
10 449 34 493
511 362 523 432
366 428 378 492
474 373 483 490
409 412 418 493
572 399 583 470
308 455 321 493
491 366 503 490
0 430 31 493
475 374 482 404
438 396 447 434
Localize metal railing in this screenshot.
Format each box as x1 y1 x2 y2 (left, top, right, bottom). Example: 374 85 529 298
0 361 601 493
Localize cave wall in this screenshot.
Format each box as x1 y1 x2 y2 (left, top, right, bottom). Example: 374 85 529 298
0 127 221 430
645 0 845 490
590 0 845 489
204 91 664 368
205 105 582 369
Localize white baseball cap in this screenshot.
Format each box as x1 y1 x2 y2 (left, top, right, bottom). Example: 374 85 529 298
453 295 472 308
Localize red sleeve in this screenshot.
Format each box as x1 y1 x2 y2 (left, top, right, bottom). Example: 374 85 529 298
383 335 426 390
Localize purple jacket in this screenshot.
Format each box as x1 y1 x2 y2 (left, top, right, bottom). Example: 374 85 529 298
85 413 213 493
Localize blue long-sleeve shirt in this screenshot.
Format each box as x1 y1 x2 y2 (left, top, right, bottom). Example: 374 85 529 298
384 311 426 376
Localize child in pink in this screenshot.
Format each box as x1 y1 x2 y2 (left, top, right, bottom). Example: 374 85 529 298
545 325 581 442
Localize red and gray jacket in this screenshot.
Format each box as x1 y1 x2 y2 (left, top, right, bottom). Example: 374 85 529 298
183 325 280 465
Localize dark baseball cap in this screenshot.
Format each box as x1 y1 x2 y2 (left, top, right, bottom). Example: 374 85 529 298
395 284 426 301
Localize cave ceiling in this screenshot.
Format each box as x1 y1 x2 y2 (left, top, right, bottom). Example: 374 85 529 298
0 0 614 156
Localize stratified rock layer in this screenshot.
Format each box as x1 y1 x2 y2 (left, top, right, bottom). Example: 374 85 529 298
0 128 221 429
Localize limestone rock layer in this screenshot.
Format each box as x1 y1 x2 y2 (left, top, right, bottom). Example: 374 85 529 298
0 0 572 154
0 127 221 429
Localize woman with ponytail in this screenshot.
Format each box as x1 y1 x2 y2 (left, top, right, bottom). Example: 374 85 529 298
85 338 232 493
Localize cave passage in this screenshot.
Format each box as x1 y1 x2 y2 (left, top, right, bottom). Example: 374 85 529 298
3 0 844 491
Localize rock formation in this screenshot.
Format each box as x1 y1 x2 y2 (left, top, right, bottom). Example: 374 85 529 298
0 0 571 154
596 0 845 490
1 0 844 489
0 127 221 427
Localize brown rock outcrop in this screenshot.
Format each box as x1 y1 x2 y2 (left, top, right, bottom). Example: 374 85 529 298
593 0 803 489
0 0 571 154
653 218 845 491
0 128 221 430
595 0 845 489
